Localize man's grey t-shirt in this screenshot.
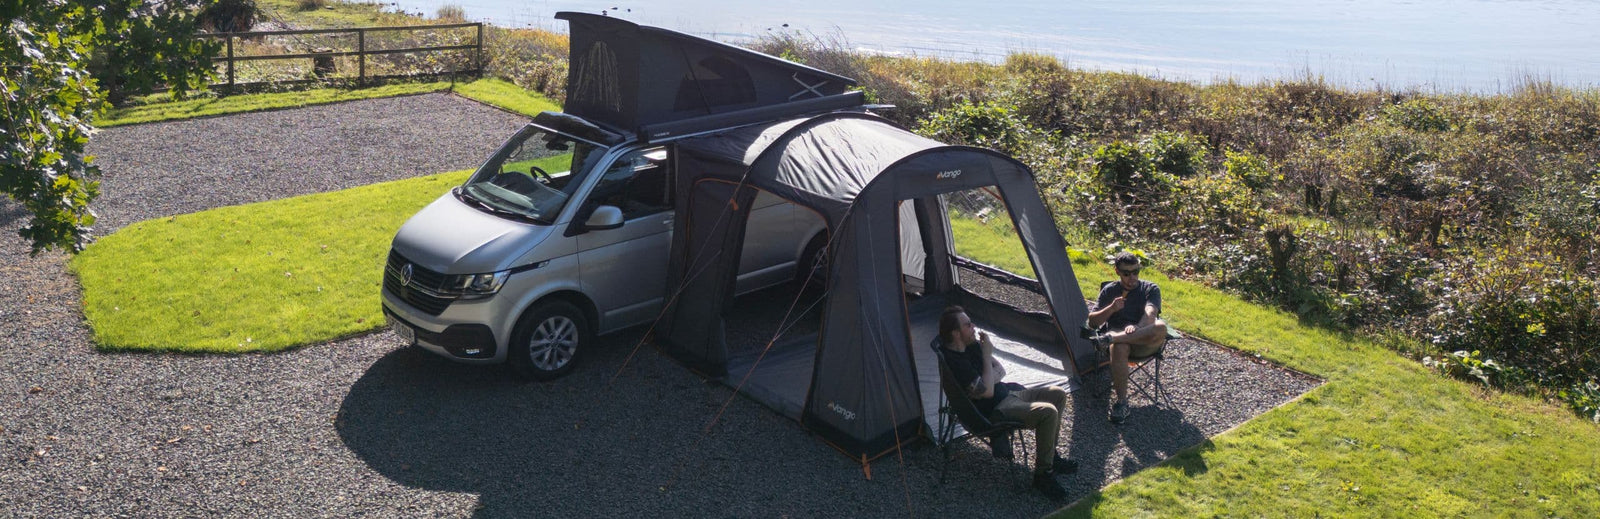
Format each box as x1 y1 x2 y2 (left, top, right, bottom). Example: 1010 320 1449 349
1097 279 1161 329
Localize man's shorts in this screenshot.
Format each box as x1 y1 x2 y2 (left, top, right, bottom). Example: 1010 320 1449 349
1128 339 1163 358
1107 321 1164 358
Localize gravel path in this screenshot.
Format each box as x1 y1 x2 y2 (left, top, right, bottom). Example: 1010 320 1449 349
0 94 1320 518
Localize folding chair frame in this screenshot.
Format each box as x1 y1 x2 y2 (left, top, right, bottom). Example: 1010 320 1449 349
1088 279 1179 407
1125 341 1169 404
931 343 1032 483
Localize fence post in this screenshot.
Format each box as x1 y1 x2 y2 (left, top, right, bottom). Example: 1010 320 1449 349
226 35 235 89
476 23 484 77
358 28 366 85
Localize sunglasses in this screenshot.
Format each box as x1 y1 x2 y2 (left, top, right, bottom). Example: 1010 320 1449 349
1116 267 1141 277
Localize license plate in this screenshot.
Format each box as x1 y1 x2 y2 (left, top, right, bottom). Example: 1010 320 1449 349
390 319 415 345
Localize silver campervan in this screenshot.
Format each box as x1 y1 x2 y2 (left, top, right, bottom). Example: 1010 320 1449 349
381 112 827 379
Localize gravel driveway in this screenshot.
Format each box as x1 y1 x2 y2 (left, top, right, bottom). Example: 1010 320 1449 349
0 93 1320 517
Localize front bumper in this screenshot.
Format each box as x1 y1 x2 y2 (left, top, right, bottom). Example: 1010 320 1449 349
382 302 500 363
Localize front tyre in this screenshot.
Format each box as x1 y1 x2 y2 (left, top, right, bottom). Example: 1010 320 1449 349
797 233 830 288
509 300 590 381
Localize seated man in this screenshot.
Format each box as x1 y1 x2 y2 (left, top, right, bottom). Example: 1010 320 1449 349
1088 252 1168 424
938 306 1077 500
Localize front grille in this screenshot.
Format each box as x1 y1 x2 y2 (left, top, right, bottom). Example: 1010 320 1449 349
384 249 457 316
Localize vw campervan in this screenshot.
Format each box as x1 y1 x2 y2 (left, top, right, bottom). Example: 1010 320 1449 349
381 112 826 379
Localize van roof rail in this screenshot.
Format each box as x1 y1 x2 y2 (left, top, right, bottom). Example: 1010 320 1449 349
637 91 867 144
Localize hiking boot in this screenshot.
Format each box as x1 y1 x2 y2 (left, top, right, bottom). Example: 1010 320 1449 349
1051 455 1079 475
1032 473 1068 501
990 433 1014 460
1109 400 1130 424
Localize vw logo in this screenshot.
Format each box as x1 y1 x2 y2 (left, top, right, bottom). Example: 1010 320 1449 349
400 263 415 287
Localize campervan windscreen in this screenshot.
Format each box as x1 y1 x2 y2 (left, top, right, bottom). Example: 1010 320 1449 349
457 124 610 224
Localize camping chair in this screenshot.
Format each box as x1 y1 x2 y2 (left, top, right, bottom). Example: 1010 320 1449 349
1091 282 1182 406
930 340 1031 483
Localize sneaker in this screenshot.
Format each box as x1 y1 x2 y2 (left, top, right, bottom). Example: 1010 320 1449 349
1051 455 1079 475
1109 401 1130 424
1032 473 1068 501
1089 333 1114 347
990 433 1014 460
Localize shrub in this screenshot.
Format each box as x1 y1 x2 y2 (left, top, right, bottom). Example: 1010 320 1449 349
1265 77 1369 129
1172 170 1262 235
1003 52 1065 76
1092 141 1150 189
1223 150 1275 191
1281 141 1347 215
199 0 258 32
1512 165 1600 265
1382 97 1454 132
917 99 1032 153
1144 131 1208 178
1558 380 1600 423
1422 349 1522 387
1332 123 1431 203
1428 235 1600 392
294 0 326 11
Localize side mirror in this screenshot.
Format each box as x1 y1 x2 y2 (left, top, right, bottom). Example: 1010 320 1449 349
582 205 625 231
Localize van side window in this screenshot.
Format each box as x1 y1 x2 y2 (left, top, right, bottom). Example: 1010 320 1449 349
588 147 671 220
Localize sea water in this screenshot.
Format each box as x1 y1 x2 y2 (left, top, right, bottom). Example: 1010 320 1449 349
381 0 1600 91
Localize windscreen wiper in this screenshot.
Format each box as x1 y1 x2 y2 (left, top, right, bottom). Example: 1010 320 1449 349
455 187 545 224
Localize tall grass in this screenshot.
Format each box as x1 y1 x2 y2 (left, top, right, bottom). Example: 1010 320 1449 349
435 4 466 23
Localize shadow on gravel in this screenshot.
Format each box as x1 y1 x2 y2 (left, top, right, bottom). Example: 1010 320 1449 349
336 335 1235 517
0 202 26 228
334 332 1063 517
1059 369 1211 497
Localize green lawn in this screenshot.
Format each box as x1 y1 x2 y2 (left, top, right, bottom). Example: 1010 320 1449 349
99 82 454 127
98 78 554 127
948 215 1600 517
76 77 561 352
69 170 470 353
453 78 561 117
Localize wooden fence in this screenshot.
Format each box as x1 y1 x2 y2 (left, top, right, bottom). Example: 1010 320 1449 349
201 22 484 89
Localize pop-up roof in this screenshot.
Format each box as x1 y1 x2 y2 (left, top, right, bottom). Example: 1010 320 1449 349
557 12 859 136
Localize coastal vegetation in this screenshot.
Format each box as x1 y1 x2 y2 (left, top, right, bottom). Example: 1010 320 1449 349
767 42 1600 423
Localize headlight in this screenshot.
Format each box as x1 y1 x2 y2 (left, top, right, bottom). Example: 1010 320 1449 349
448 270 509 299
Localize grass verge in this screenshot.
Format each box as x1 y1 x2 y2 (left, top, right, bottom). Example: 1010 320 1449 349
1059 268 1600 517
947 217 1600 517
68 170 470 353
452 78 560 116
98 81 454 127
97 77 555 127
254 0 418 28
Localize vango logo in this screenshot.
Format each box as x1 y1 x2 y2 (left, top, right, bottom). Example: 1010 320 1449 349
827 401 857 421
936 169 962 180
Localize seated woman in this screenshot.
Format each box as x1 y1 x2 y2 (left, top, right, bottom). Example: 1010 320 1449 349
938 305 1078 500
